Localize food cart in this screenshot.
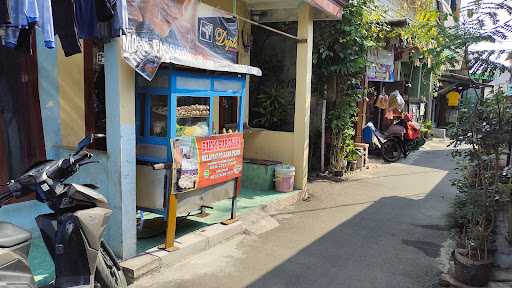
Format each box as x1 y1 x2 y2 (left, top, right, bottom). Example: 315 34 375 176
135 66 247 248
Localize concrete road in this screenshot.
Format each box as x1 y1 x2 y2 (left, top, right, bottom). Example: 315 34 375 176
134 140 457 288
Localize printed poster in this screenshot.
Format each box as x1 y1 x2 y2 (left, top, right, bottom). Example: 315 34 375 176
172 133 244 193
367 48 395 82
123 0 261 80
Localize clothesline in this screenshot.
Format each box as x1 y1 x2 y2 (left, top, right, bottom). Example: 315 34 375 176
0 0 127 56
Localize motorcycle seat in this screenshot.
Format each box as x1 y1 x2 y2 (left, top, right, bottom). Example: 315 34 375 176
0 222 31 248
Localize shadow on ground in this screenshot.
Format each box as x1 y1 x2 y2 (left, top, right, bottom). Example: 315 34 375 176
247 149 456 288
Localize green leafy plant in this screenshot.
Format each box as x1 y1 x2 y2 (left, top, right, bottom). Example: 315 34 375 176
345 145 361 162
313 0 388 172
449 90 512 261
328 82 363 171
422 120 433 131
252 84 294 131
396 0 512 80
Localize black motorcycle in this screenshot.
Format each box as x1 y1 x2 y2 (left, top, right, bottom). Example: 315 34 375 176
0 134 127 288
370 121 425 162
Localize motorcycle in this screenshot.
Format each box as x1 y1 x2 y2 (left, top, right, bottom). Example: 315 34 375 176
364 120 424 162
0 134 127 288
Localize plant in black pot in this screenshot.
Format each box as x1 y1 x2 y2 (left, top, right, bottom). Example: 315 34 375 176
449 149 503 286
449 91 512 286
451 188 494 287
345 145 361 172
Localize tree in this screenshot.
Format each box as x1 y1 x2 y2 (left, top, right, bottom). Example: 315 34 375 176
397 0 512 79
312 0 389 172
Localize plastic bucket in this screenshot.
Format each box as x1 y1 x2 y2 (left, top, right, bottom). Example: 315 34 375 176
274 164 295 193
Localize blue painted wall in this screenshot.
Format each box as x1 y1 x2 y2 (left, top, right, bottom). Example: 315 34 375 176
36 30 61 160
0 201 51 235
1 33 133 260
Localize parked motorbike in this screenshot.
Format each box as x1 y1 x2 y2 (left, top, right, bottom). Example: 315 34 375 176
0 134 127 288
365 120 424 162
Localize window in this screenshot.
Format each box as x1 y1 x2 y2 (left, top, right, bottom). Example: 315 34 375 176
150 95 168 137
176 96 210 137
84 40 107 150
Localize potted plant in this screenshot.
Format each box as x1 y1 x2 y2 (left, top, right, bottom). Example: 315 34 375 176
328 84 360 178
328 125 347 177
345 145 361 172
421 120 433 139
448 91 512 287
451 187 494 287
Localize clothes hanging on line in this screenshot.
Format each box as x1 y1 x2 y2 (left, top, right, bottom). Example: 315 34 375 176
52 0 81 56
0 0 126 56
16 22 35 54
0 0 10 25
38 0 55 48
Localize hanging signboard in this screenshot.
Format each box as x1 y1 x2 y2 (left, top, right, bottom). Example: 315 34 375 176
172 133 244 193
123 0 261 80
507 84 512 96
367 48 395 82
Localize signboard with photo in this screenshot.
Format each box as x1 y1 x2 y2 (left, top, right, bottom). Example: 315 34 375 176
123 0 260 80
367 48 395 82
171 133 244 193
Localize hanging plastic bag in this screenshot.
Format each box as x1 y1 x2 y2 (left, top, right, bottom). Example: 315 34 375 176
375 93 389 109
389 90 405 111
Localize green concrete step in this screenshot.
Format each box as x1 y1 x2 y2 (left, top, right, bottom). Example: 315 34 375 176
242 161 280 191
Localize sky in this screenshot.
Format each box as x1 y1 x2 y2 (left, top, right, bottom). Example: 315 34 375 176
461 0 512 53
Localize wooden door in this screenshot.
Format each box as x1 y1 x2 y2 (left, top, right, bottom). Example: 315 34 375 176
0 35 45 186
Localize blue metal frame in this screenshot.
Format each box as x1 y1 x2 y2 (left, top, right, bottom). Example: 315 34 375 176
135 69 246 155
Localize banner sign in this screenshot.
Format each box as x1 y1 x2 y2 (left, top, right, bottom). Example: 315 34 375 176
367 48 395 82
172 133 244 193
124 0 261 80
197 16 238 63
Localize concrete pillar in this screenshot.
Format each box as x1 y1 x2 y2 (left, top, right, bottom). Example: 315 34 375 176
293 4 313 190
104 38 137 259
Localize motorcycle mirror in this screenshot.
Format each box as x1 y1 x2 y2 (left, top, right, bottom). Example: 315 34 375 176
75 134 106 155
75 135 92 155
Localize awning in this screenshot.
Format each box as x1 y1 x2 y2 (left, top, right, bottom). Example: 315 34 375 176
245 0 345 22
123 0 261 80
308 0 345 18
438 72 492 95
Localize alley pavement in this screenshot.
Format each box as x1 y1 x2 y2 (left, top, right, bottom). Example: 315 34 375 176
134 140 456 288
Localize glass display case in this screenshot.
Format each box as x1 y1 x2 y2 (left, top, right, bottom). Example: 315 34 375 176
176 96 210 137
135 68 246 163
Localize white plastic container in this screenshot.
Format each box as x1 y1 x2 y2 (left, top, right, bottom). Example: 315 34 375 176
274 164 295 193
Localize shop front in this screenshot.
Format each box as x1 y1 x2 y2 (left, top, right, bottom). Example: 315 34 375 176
0 0 350 283
360 47 409 138
134 66 250 249
1 3 344 282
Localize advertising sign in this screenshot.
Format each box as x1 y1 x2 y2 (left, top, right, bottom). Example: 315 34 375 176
367 48 395 82
123 0 261 80
507 84 512 96
172 133 244 193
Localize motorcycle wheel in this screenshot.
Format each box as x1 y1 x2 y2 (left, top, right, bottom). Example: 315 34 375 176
94 241 127 288
381 140 402 162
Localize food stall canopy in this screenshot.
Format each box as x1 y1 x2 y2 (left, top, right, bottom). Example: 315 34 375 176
123 0 262 80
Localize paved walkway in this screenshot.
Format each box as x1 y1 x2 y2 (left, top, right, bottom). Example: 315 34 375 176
134 140 457 288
